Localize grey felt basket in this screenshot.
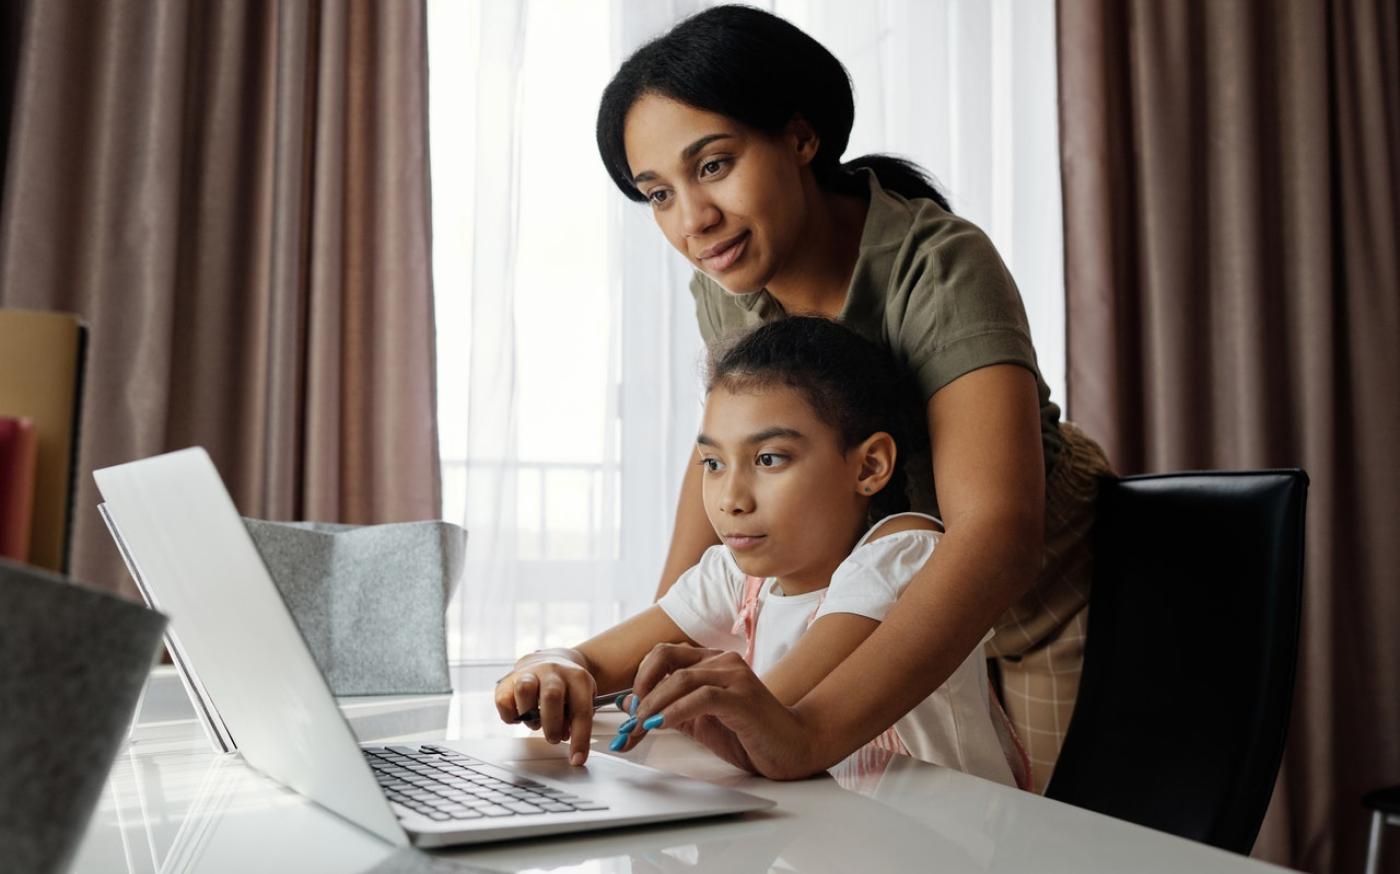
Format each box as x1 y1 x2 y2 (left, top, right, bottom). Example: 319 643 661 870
243 519 466 696
0 558 168 874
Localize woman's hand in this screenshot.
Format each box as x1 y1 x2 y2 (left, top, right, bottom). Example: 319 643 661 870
612 644 819 780
493 649 597 766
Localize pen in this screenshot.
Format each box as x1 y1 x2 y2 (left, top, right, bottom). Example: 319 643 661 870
511 689 631 724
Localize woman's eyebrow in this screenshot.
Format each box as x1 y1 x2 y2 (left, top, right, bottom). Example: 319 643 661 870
696 427 805 448
631 133 735 185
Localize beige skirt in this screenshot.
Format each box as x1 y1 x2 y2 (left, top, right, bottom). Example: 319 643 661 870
987 421 1114 791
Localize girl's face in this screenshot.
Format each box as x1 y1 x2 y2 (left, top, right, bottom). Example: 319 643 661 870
696 383 874 587
622 94 817 295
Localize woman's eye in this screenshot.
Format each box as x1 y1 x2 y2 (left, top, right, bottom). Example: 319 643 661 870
699 158 728 178
700 457 722 472
756 453 784 468
648 189 670 206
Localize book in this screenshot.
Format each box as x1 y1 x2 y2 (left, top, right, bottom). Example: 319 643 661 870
0 416 38 561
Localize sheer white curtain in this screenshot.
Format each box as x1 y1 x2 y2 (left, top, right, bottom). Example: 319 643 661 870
427 0 1063 664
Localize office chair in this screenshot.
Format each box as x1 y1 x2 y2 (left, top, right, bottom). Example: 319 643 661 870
1045 469 1308 855
1364 786 1400 874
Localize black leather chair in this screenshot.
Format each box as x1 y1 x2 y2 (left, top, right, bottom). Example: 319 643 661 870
1045 470 1308 855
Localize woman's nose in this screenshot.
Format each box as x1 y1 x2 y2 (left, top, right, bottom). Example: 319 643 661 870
679 190 720 238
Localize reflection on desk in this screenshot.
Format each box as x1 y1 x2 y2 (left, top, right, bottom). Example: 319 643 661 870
72 665 1298 874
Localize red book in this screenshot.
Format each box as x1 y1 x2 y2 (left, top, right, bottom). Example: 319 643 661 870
0 416 38 561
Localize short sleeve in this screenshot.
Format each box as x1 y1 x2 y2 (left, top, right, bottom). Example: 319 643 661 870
657 545 747 651
890 223 1041 401
814 530 940 623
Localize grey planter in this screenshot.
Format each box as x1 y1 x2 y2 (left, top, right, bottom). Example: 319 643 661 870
243 519 466 696
0 558 167 874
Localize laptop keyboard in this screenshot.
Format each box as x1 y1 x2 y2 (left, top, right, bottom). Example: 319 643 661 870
362 744 609 822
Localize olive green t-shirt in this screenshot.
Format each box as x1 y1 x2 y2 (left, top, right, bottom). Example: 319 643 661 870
689 169 1065 518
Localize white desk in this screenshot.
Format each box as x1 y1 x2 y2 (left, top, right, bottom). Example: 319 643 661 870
72 665 1296 873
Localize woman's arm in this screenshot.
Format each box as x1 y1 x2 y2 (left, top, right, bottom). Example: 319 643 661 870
654 451 721 599
762 614 881 705
625 364 1045 778
761 518 940 705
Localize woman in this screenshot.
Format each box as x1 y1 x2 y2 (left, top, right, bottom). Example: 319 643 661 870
589 5 1111 789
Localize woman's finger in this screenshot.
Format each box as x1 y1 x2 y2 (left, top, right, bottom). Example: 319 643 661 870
636 661 745 724
632 642 723 699
615 654 748 751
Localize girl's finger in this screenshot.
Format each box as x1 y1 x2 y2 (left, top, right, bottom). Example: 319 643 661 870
537 673 569 743
494 678 520 724
566 677 595 766
510 673 539 724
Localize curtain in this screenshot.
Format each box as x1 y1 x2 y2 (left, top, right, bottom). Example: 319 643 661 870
430 0 1064 662
0 0 441 598
1058 1 1400 871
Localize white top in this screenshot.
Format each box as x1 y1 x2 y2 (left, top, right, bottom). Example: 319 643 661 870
659 514 1015 786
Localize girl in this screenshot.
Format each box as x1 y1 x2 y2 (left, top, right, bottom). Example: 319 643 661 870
495 316 1019 786
590 5 1113 789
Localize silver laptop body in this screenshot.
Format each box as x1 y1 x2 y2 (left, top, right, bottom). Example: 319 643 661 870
94 447 773 848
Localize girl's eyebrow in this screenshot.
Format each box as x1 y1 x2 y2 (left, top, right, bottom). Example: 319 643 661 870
631 133 736 185
696 427 806 448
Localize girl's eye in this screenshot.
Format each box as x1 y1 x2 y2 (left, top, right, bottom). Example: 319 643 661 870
756 453 785 468
700 457 723 472
648 188 671 206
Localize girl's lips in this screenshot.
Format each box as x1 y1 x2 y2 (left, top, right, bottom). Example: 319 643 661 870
723 534 766 551
700 231 749 273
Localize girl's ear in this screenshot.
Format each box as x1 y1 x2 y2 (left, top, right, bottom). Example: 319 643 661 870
786 114 821 166
852 432 897 496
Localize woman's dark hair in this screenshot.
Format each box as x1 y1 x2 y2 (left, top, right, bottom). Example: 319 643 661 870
597 4 951 212
707 316 911 523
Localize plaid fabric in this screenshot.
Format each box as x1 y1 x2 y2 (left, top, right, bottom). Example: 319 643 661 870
987 421 1112 790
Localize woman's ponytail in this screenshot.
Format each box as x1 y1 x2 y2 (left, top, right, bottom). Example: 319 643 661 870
834 154 952 213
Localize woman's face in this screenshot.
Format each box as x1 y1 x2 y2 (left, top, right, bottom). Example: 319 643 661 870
622 93 816 295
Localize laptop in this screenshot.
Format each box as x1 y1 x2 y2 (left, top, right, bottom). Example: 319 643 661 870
94 447 774 849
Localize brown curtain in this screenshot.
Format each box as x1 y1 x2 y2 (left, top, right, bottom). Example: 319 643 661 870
0 0 441 600
1059 0 1399 872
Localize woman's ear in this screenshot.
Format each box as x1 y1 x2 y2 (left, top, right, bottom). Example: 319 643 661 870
852 432 897 496
786 114 821 166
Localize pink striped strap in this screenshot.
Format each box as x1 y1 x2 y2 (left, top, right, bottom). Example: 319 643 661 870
730 575 766 666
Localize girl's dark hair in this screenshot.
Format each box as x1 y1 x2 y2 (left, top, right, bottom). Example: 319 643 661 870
707 316 911 523
597 4 951 212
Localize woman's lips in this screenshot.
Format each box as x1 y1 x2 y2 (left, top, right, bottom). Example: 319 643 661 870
723 534 766 551
700 231 749 273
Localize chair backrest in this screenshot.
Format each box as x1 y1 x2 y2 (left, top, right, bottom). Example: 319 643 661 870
1045 469 1308 854
0 310 87 573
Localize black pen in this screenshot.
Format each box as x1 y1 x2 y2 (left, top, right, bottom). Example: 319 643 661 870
512 689 631 724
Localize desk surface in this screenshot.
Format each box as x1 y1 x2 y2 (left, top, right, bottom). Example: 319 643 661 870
73 665 1295 873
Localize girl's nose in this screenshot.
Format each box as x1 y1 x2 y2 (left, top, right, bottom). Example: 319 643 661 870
719 477 754 515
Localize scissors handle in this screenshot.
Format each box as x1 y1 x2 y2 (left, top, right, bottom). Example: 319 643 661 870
512 689 630 724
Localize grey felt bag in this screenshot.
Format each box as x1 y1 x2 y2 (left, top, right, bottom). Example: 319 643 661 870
242 519 466 696
0 558 168 874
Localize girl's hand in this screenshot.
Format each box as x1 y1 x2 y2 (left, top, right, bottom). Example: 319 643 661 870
493 650 597 766
611 644 817 780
